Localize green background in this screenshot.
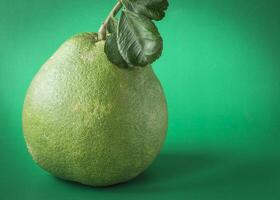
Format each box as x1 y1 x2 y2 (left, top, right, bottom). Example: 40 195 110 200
1 0 280 199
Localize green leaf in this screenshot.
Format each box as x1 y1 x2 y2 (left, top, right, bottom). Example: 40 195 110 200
107 17 118 34
122 0 169 21
104 32 129 68
117 10 163 67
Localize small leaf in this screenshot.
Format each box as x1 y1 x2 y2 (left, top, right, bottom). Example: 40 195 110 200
107 17 118 34
122 0 169 21
117 10 163 67
104 32 128 68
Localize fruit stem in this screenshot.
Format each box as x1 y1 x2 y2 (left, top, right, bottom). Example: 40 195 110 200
98 0 123 40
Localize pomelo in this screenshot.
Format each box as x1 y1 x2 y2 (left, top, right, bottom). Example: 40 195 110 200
22 32 168 186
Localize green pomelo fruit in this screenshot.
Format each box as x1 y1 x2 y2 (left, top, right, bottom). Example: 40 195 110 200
22 32 168 187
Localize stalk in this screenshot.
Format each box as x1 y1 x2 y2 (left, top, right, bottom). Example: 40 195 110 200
98 1 123 40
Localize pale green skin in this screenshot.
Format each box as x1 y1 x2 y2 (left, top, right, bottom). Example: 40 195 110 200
22 32 168 187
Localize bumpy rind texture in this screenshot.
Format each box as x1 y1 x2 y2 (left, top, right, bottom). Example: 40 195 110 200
22 32 168 187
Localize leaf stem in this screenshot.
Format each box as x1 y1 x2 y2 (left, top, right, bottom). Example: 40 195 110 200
98 1 123 40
